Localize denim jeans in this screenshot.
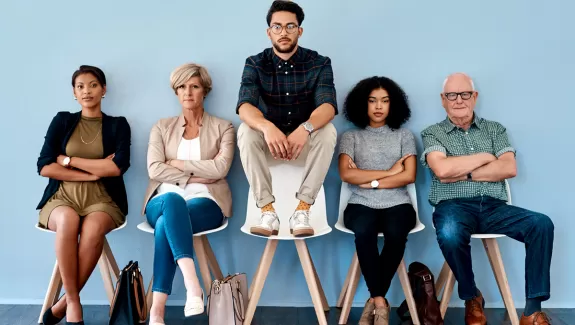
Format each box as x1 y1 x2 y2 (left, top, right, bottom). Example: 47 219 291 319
344 203 416 298
433 196 554 301
145 192 224 295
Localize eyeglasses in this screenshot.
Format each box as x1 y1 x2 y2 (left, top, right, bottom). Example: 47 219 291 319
444 91 474 101
269 23 299 34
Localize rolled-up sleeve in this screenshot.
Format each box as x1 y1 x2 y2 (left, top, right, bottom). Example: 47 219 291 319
338 131 354 159
420 129 446 168
183 122 236 179
492 122 516 157
314 58 338 114
236 58 260 113
401 129 418 156
111 117 131 175
37 112 64 174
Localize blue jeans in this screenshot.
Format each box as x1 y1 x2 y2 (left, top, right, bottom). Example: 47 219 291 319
145 192 224 295
433 196 554 301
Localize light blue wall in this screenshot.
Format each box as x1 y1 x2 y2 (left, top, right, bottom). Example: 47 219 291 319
1 0 573 308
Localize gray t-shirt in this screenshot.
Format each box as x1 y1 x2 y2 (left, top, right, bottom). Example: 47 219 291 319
338 125 417 209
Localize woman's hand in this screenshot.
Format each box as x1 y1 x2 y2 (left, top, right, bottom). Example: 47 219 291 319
57 155 67 167
389 154 413 175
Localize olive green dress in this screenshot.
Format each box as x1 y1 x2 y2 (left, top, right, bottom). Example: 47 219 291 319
38 116 125 228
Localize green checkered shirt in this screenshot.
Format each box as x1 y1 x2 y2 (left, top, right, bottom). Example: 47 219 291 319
420 115 515 206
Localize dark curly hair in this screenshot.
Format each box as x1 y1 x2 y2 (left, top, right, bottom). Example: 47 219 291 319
266 0 305 26
343 76 411 130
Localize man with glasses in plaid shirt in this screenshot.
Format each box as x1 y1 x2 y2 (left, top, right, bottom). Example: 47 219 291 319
236 0 337 238
421 73 554 325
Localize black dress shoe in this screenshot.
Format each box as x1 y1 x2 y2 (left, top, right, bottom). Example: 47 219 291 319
42 307 64 325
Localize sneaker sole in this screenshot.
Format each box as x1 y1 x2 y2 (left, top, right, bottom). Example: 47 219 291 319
290 228 315 237
250 227 279 237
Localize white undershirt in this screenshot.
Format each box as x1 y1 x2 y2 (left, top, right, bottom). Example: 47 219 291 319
154 137 216 202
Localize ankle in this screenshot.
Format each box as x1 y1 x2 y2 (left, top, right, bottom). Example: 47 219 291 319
373 296 387 308
296 200 311 211
261 203 275 213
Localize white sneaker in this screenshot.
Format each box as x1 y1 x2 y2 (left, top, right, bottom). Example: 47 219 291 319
184 289 204 317
289 210 315 237
250 211 280 237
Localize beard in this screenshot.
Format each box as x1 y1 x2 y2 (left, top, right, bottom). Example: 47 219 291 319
272 38 298 53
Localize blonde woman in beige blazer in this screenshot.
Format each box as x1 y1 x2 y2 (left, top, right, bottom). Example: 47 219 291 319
142 63 235 325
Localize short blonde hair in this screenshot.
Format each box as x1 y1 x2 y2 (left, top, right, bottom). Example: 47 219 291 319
170 63 212 95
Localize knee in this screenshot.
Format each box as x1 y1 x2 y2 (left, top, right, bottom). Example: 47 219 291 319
436 221 469 250
162 192 186 207
353 228 378 245
311 123 337 148
81 220 109 241
237 123 264 150
531 213 554 236
54 212 81 235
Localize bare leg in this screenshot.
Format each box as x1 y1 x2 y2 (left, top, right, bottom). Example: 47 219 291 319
47 206 81 322
150 292 168 324
50 211 115 321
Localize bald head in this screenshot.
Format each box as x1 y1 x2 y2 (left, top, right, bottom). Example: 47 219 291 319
443 72 475 92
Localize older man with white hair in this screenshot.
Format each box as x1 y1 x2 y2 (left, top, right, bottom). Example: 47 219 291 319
421 73 554 325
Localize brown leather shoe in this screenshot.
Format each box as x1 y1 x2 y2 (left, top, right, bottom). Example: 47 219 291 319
464 292 487 325
520 311 552 325
358 299 375 325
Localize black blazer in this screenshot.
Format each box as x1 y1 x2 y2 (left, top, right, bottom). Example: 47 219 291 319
36 111 131 215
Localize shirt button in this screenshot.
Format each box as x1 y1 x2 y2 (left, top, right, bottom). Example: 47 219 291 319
286 92 289 95
176 182 180 186
288 112 291 115
190 173 194 176
285 62 287 65
278 65 281 68
291 65 293 68
470 147 474 150
285 71 288 74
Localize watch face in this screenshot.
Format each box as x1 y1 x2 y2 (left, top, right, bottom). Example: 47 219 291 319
371 180 379 188
63 157 70 166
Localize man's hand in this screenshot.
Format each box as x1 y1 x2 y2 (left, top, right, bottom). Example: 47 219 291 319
389 154 413 175
262 124 290 160
287 126 310 161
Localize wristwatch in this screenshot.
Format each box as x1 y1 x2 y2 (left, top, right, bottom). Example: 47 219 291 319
301 121 314 134
467 172 472 181
62 156 71 168
370 180 379 189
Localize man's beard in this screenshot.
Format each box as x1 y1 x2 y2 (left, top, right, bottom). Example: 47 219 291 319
272 39 298 53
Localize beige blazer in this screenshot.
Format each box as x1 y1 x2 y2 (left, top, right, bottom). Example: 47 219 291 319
142 112 236 217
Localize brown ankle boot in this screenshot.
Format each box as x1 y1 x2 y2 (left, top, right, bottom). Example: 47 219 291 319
464 292 487 325
373 299 390 325
358 299 375 325
520 311 551 325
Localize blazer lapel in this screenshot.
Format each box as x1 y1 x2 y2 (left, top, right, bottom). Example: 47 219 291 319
199 112 209 160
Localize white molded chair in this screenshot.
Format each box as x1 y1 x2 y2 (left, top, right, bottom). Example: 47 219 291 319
137 218 228 311
433 180 519 325
335 183 425 325
240 157 331 325
36 221 127 324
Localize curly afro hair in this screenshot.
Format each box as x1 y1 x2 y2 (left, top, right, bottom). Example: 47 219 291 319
343 76 411 130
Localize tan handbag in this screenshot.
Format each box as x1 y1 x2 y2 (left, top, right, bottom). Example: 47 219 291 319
207 273 248 325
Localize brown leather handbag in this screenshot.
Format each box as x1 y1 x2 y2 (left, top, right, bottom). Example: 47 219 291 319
109 261 147 325
397 262 444 325
207 273 248 325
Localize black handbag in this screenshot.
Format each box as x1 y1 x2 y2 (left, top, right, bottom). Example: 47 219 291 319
109 260 148 325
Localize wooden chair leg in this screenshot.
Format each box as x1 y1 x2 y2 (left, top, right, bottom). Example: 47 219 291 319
244 239 278 325
193 236 213 294
103 239 120 282
338 252 361 325
336 256 354 308
38 260 63 324
483 238 520 325
98 250 116 304
439 262 455 319
202 236 224 280
434 261 450 295
398 259 421 325
295 240 328 325
146 275 154 314
306 244 329 312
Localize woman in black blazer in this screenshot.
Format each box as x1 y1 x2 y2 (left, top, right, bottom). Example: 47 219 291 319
37 65 131 325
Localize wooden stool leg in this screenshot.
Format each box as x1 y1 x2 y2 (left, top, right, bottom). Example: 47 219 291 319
439 263 455 319
38 260 63 324
146 275 154 314
338 252 361 325
202 236 224 280
98 250 115 304
103 239 120 282
306 245 329 312
398 259 420 325
483 238 520 325
434 261 450 295
193 236 213 294
295 240 328 325
244 239 278 325
336 256 354 308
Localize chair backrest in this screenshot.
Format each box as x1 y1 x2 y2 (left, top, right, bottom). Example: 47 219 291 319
240 157 331 240
504 179 512 205
337 182 420 228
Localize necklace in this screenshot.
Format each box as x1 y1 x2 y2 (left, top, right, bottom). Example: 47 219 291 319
80 129 101 144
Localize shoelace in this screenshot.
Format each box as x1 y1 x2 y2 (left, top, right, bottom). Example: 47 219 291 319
292 210 310 225
466 298 482 314
533 312 552 324
261 212 278 226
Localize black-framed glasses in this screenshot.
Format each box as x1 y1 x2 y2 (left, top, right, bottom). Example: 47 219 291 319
444 91 474 101
269 23 299 34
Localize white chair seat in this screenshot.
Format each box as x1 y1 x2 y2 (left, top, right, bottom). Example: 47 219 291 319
137 218 228 236
241 159 331 241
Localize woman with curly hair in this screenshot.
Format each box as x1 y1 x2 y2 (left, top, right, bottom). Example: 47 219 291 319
338 76 417 325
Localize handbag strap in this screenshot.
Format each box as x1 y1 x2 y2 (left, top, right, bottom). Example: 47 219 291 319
131 268 147 321
233 281 245 321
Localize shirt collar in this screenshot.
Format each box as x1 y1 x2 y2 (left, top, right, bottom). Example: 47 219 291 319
177 111 207 128
271 46 304 66
366 124 391 134
440 113 483 133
